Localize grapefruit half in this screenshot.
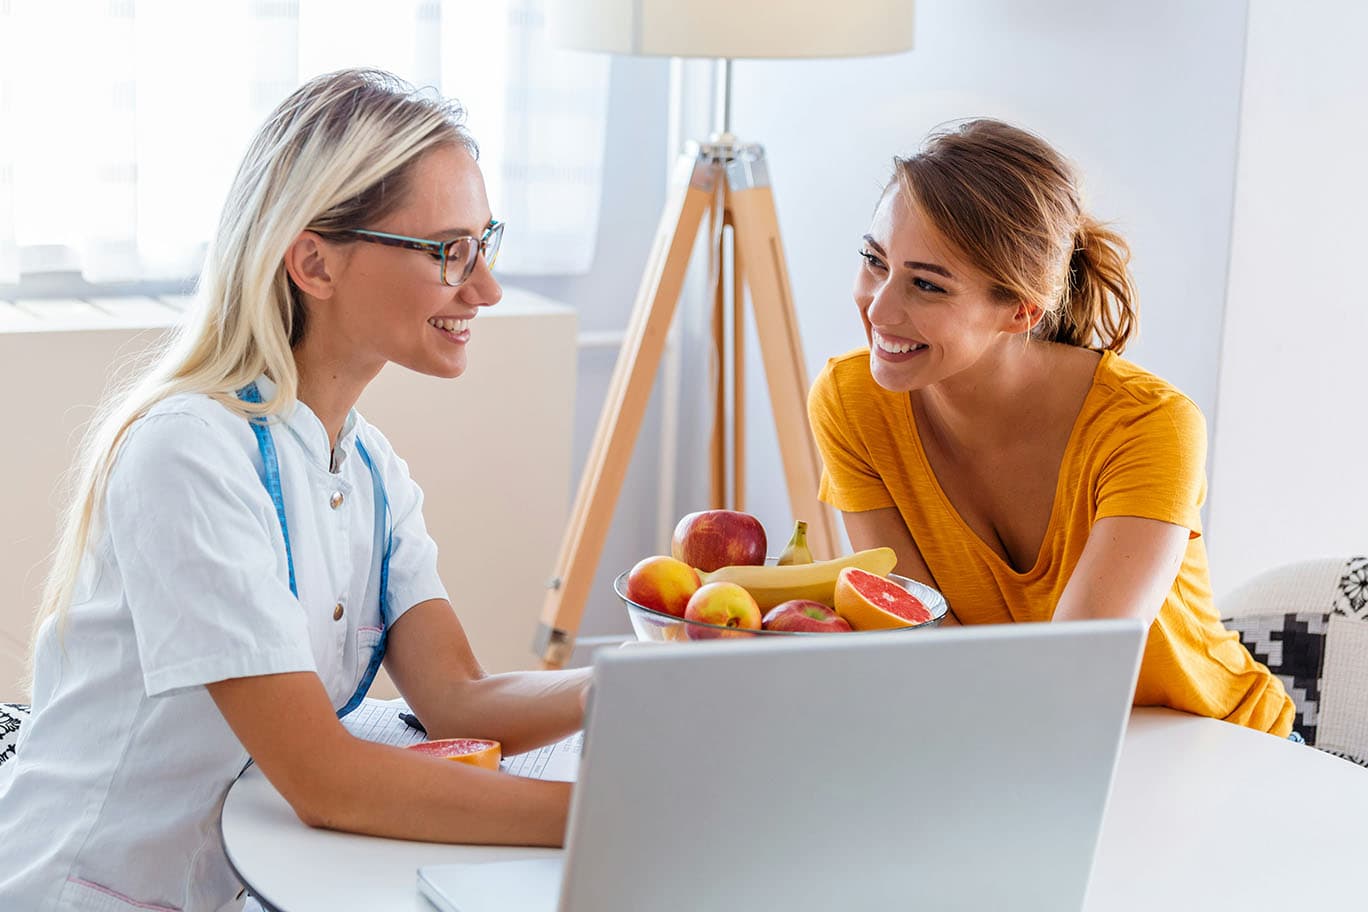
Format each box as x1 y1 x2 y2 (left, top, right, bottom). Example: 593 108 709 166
834 567 933 630
405 738 502 770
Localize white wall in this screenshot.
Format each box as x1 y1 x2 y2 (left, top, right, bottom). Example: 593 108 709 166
1207 1 1368 596
673 0 1250 564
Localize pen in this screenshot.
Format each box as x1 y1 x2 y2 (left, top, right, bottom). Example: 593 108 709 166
399 711 427 736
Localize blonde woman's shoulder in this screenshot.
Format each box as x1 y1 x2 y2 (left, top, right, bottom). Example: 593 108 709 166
142 390 249 427
127 391 261 457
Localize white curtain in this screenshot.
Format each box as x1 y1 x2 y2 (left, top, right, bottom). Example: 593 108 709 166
0 0 608 285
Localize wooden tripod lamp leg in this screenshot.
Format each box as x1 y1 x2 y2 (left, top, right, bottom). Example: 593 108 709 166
534 148 716 668
725 148 841 562
731 215 746 510
708 190 726 509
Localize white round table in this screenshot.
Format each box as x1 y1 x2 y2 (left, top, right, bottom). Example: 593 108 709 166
222 708 1368 910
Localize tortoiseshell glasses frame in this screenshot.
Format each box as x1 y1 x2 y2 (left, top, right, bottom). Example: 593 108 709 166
338 219 504 287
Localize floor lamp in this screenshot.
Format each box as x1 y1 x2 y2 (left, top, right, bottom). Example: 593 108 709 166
535 0 917 668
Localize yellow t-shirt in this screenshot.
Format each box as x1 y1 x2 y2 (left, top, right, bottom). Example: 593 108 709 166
809 348 1294 736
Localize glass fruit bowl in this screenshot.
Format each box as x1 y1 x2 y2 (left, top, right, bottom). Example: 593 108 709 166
614 566 949 642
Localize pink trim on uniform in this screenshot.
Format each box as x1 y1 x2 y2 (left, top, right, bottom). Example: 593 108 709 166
67 878 181 911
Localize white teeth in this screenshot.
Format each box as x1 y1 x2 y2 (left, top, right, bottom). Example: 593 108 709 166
873 331 925 354
428 318 469 333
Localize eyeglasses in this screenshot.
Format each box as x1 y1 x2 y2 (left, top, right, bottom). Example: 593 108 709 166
338 220 504 287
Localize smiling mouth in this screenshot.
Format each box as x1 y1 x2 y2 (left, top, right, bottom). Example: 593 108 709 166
873 330 927 354
428 317 469 334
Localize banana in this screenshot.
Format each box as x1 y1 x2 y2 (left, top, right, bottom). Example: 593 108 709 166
699 547 897 609
776 520 814 566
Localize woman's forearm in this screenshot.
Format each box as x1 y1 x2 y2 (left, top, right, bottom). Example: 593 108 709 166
300 736 572 845
424 667 591 755
211 671 573 846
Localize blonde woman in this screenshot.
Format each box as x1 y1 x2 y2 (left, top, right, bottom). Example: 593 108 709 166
810 119 1296 737
0 69 589 911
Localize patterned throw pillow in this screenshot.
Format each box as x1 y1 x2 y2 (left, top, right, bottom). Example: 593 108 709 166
1223 555 1368 767
0 703 29 766
1224 612 1329 744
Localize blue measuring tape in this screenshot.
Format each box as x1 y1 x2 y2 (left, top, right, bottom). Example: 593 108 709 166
237 383 392 719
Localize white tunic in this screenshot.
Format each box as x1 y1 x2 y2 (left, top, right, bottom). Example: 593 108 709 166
0 377 447 911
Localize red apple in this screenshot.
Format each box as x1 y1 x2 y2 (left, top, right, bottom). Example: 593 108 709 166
762 599 853 633
625 555 702 618
683 582 763 639
671 510 767 572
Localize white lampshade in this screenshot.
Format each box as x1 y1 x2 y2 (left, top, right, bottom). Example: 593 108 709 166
549 0 915 60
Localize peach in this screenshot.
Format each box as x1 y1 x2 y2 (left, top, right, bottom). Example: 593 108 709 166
683 581 763 639
626 555 703 618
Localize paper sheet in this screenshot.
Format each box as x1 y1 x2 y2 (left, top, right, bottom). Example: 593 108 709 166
342 697 582 781
341 697 427 747
501 731 583 782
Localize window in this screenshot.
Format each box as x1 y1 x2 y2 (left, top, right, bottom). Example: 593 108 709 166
0 0 608 290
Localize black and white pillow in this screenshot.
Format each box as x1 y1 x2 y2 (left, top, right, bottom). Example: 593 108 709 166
0 703 29 766
1224 612 1328 744
1222 555 1368 767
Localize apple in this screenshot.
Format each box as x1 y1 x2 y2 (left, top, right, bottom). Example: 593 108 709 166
762 599 853 634
625 555 702 618
683 582 763 639
671 509 767 572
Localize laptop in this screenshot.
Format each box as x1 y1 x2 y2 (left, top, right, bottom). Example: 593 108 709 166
418 619 1146 912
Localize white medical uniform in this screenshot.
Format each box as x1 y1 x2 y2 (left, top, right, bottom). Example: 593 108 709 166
0 376 447 911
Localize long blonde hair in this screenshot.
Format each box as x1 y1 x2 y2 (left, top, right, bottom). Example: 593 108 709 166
35 69 476 642
895 119 1137 352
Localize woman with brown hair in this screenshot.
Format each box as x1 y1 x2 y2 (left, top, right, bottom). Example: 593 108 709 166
809 119 1294 735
